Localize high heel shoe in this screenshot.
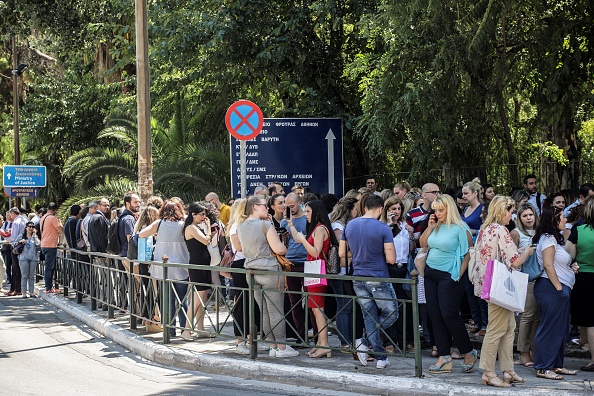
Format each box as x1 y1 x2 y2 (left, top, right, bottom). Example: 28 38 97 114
482 372 511 388
461 349 478 373
503 371 525 384
428 355 453 374
305 347 319 357
308 348 332 358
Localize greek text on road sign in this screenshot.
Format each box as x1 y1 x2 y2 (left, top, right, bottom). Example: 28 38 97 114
2 165 47 187
4 187 39 198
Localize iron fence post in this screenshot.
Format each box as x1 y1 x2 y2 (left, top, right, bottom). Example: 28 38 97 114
411 273 422 377
162 258 170 344
108 258 115 319
129 262 137 330
90 257 96 311
248 270 256 359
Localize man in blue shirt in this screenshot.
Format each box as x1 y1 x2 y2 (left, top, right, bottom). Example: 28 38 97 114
281 192 309 341
340 194 398 369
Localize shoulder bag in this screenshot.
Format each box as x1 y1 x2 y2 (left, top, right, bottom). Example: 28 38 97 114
261 221 291 271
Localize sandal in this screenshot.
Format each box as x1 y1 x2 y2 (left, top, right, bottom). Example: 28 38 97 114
581 362 594 372
518 354 534 367
536 369 564 380
450 348 462 359
482 372 511 388
553 367 577 375
503 371 525 384
461 349 478 373
428 355 453 374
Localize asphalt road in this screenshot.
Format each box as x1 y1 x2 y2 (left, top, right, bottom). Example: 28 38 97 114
0 293 364 396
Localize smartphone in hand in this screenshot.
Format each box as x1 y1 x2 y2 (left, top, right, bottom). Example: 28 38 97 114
285 207 291 219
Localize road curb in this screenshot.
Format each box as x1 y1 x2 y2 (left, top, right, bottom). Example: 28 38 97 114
36 288 588 395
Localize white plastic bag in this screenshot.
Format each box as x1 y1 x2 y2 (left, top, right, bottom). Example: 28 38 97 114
488 259 528 312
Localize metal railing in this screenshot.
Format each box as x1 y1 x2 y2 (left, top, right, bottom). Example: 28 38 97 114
39 247 422 377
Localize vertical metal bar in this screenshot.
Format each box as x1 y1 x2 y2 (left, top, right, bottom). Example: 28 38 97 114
162 264 170 344
108 258 115 319
411 274 422 377
129 262 137 330
240 140 247 198
90 257 96 310
76 252 83 304
248 271 256 359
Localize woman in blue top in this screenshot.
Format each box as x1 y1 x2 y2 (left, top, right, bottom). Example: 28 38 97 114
420 194 477 374
461 179 488 336
17 221 40 298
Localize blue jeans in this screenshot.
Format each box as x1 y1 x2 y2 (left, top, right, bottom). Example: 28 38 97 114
42 248 57 291
19 258 37 294
353 280 399 360
169 279 188 335
330 277 353 345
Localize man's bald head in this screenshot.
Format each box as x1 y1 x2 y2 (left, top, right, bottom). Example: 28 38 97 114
205 192 222 209
421 183 441 206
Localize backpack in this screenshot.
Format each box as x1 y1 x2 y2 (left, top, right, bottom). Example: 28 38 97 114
106 214 130 255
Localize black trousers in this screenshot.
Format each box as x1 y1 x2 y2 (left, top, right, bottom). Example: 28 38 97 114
10 252 21 293
230 259 259 338
424 266 472 356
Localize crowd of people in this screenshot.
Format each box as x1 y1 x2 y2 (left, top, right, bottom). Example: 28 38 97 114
1 176 594 383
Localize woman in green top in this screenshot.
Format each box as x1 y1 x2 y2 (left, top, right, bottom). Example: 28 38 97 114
565 197 594 371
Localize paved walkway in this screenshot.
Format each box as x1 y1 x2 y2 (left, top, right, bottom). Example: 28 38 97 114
2 280 593 395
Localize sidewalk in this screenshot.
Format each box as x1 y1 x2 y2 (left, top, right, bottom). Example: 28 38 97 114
6 280 591 395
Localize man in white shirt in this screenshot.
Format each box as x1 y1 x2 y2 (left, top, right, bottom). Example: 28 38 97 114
524 174 546 215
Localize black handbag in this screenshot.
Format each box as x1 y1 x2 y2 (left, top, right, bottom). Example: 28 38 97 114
12 242 25 255
322 244 340 275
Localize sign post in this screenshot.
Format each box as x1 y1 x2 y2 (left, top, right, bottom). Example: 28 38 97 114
225 100 264 198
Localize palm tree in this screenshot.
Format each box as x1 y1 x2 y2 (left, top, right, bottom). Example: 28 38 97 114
62 106 230 212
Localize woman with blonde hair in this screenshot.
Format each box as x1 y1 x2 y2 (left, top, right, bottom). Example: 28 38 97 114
237 196 298 358
461 178 487 336
420 194 478 374
227 199 262 354
474 196 535 387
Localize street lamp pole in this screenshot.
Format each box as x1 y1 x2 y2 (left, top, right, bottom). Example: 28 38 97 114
12 36 20 208
135 0 153 201
12 36 20 167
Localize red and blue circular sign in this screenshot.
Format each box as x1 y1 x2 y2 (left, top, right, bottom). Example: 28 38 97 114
225 100 264 141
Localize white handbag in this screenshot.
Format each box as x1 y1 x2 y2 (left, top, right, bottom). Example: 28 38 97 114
488 259 529 312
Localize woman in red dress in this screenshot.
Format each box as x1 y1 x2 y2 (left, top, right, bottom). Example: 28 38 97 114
288 199 338 358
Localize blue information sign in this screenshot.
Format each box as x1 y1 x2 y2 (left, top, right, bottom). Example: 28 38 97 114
2 165 47 187
4 187 39 198
230 118 344 197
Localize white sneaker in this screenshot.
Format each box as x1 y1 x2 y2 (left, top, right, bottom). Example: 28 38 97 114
377 358 390 369
356 338 368 366
235 342 250 355
269 347 277 357
249 342 269 352
357 351 369 366
275 345 299 358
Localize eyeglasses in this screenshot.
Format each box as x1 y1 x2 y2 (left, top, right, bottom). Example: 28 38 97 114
194 212 206 217
26 225 34 228
426 191 441 195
